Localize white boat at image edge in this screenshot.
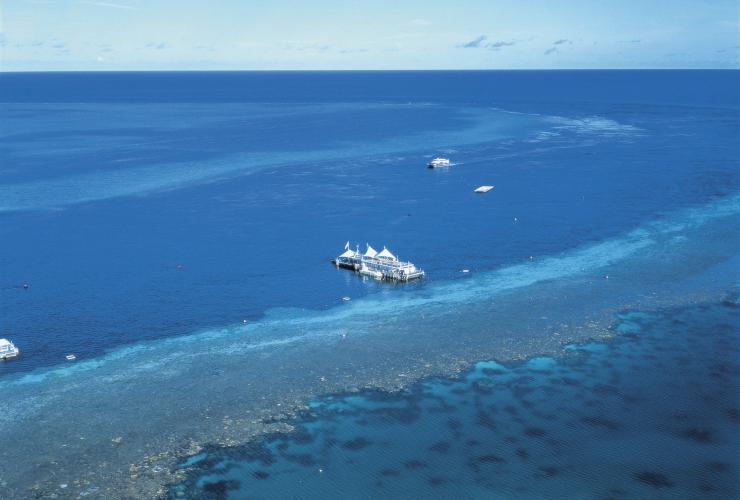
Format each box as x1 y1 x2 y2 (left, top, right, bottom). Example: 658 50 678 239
0 338 20 361
427 157 451 168
333 243 425 282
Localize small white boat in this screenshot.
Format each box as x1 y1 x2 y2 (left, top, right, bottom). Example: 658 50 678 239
427 157 451 168
66 354 77 361
474 185 495 193
0 338 20 360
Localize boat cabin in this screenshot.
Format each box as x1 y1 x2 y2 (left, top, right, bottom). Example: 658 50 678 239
0 338 20 360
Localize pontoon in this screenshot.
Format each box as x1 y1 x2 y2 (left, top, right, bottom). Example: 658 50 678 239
333 243 425 281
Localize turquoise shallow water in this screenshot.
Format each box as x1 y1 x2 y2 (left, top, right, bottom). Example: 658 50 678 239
171 300 739 499
0 184 737 498
0 71 738 498
0 104 538 212
2 72 738 377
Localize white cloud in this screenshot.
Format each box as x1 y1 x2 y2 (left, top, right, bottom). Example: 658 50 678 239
77 1 137 10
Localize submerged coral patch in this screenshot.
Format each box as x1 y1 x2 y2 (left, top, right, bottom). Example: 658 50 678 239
403 459 428 470
167 301 739 499
523 427 547 437
680 427 714 443
634 471 674 488
429 441 451 454
202 479 240 496
342 437 373 451
580 415 621 430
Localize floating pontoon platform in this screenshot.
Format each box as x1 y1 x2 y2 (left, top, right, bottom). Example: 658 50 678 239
333 243 425 282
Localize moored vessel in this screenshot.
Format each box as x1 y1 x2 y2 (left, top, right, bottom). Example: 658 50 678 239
333 243 425 281
0 338 20 360
427 157 451 168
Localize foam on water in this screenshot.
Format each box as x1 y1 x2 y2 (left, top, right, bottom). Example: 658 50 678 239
544 115 644 136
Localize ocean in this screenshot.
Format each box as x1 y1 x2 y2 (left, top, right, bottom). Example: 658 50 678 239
0 70 738 498
172 301 739 499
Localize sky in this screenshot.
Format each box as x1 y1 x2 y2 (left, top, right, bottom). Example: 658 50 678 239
1 0 738 71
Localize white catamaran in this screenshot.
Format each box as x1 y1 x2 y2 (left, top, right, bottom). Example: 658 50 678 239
427 157 451 168
0 338 20 361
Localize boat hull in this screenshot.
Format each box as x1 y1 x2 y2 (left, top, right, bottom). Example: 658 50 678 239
1 350 20 361
332 259 360 271
332 258 424 282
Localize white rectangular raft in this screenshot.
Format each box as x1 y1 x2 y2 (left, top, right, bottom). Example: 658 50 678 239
474 185 495 193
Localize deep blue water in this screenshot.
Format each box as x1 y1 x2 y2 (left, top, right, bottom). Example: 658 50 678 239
0 71 739 498
1 71 738 375
170 300 740 499
2 70 739 108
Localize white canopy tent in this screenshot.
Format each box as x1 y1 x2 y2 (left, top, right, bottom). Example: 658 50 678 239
376 247 398 261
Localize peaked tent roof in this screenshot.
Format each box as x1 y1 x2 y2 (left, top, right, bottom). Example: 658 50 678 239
364 244 378 258
376 247 397 260
339 248 357 258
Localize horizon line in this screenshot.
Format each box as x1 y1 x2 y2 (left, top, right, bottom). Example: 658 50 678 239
1 67 738 74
